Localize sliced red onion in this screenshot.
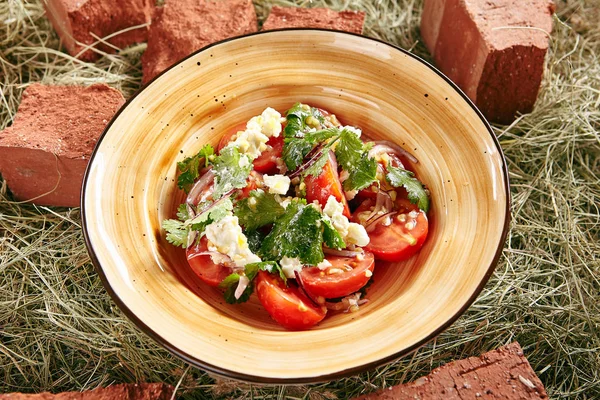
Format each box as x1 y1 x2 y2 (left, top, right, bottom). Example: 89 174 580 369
294 270 321 308
186 230 197 249
365 190 393 222
323 248 363 258
369 141 418 164
234 275 250 299
187 250 232 265
365 211 398 233
189 190 234 225
186 169 214 205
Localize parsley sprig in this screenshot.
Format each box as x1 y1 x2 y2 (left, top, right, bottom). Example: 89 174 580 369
386 166 430 212
177 144 214 193
233 190 286 231
334 128 377 191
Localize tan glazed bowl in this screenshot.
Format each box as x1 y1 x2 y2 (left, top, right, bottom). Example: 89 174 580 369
82 30 510 383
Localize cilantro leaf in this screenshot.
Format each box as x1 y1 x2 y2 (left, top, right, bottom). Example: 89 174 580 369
344 156 378 191
246 229 266 254
282 138 313 171
260 201 325 265
188 197 233 233
234 190 285 231
322 217 345 250
176 203 190 221
244 261 286 283
386 166 430 212
177 144 214 193
335 128 377 191
219 273 254 304
335 128 364 170
162 219 188 248
212 146 252 199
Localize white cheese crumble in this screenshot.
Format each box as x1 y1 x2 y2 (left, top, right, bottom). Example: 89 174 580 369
342 125 362 137
205 215 261 267
316 259 332 270
263 174 290 195
280 256 303 279
323 196 370 247
227 107 283 159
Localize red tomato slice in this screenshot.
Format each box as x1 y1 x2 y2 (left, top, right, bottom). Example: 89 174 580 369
238 170 263 199
352 197 428 262
304 156 351 218
255 270 326 330
218 123 283 174
299 252 375 299
186 236 232 287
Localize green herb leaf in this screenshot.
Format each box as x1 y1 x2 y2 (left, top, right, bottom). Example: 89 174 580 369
212 146 252 199
386 166 430 212
219 273 254 304
260 201 324 265
176 203 190 221
188 197 233 233
162 219 188 248
335 128 377 191
344 156 378 191
246 229 266 254
177 144 214 193
321 217 345 250
244 261 286 283
234 190 285 231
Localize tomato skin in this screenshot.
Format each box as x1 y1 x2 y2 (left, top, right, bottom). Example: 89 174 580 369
218 124 283 174
352 197 428 262
186 236 232 286
299 252 375 299
304 156 351 217
255 271 326 330
238 170 263 199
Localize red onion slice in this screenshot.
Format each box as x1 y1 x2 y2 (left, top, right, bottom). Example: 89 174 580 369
186 169 214 206
365 190 393 222
323 248 363 258
365 211 398 233
294 270 322 308
368 141 418 164
234 275 250 299
187 250 232 265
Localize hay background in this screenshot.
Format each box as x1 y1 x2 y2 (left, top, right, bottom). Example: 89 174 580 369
1 0 599 398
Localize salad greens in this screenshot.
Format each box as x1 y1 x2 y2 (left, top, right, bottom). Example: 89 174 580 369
386 166 430 212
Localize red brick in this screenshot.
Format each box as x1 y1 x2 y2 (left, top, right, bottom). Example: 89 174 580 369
262 6 365 34
0 383 174 400
141 0 258 84
0 84 124 207
44 0 154 61
421 0 555 124
354 342 548 399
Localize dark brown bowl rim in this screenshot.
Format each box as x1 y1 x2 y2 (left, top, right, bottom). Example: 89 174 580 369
81 28 511 384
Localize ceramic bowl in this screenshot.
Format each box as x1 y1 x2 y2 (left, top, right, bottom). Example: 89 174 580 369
82 29 510 383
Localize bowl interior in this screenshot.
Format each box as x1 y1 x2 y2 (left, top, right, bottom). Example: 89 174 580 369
83 30 508 382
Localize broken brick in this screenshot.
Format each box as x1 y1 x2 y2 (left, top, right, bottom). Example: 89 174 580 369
44 0 154 61
262 6 365 34
141 0 258 84
353 342 548 399
0 383 174 400
420 0 555 124
0 84 125 207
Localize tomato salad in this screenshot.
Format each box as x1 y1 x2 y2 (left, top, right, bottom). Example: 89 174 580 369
163 104 430 330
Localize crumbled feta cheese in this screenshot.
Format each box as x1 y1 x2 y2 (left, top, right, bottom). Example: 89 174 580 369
238 154 250 168
229 127 269 159
323 196 370 247
316 259 332 270
205 215 261 267
263 174 290 195
227 107 283 159
346 223 369 246
280 256 304 279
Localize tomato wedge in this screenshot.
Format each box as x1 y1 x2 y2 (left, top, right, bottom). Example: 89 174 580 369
304 155 351 217
218 124 283 174
352 197 428 262
299 252 375 299
238 170 263 199
186 236 232 286
255 270 326 330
